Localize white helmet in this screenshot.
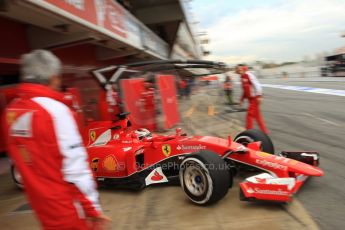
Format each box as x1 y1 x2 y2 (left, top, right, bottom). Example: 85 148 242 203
135 128 152 140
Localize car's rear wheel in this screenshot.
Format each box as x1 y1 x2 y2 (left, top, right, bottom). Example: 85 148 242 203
234 129 274 154
11 165 24 189
179 150 231 205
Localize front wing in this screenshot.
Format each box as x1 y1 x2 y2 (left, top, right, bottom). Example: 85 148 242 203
239 173 308 202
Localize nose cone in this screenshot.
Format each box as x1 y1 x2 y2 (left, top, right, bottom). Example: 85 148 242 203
308 166 324 177
290 163 324 177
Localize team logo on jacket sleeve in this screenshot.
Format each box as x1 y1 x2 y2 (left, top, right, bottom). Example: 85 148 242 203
9 112 33 137
103 155 117 172
162 144 171 157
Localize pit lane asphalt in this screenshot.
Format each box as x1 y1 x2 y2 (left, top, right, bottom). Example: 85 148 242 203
232 77 345 230
0 86 320 230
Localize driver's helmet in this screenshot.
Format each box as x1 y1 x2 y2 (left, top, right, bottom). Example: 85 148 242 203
135 128 152 140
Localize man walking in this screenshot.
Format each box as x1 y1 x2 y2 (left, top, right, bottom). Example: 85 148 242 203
3 50 110 229
236 64 269 134
223 74 234 105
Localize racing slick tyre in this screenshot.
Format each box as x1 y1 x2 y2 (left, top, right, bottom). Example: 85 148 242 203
179 150 231 205
11 165 24 189
234 129 274 154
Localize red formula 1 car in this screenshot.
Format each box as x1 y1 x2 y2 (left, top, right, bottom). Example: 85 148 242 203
12 111 323 205
83 112 323 204
11 61 323 205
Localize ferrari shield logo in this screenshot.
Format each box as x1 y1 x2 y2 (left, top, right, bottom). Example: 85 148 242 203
90 131 96 141
162 144 171 157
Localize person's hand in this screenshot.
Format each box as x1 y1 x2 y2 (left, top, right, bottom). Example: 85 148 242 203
257 96 263 105
238 101 243 108
87 214 112 230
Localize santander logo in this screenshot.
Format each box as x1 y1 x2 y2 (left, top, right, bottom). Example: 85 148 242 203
145 167 168 186
151 171 163 181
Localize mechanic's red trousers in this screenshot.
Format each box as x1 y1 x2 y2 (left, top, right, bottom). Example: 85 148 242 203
246 98 269 134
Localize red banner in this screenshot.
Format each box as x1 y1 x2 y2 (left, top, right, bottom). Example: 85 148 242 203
44 0 126 38
120 79 156 130
156 75 180 129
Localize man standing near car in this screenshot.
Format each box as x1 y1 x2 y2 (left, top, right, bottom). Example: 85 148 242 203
236 64 269 134
3 50 111 229
223 74 234 105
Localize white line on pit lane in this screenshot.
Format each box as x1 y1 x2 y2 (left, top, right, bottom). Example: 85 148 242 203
303 113 341 127
261 84 345 97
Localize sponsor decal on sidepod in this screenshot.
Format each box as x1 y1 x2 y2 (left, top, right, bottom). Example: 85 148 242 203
145 167 168 185
176 144 206 151
103 155 118 172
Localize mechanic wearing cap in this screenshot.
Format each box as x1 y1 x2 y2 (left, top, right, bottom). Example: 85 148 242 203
236 64 269 134
3 50 111 229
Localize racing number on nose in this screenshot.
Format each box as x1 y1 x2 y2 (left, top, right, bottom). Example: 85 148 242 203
162 144 171 157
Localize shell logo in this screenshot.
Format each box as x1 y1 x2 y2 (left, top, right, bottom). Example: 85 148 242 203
103 155 117 172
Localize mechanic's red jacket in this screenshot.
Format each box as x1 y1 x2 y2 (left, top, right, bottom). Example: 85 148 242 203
3 83 101 229
240 71 263 101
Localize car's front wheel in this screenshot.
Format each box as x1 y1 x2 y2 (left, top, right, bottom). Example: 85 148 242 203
234 129 275 171
234 129 274 154
179 150 231 205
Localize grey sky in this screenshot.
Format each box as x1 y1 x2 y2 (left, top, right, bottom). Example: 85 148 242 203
191 0 345 64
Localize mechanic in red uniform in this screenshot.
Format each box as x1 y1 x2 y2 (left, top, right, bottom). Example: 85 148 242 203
236 64 269 134
3 50 110 229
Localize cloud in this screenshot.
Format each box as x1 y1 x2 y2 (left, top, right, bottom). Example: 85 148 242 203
208 54 257 64
193 0 345 64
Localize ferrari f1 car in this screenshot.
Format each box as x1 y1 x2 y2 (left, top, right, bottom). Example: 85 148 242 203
11 60 323 205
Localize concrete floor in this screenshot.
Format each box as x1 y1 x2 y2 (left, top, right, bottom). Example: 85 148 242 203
0 172 318 230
